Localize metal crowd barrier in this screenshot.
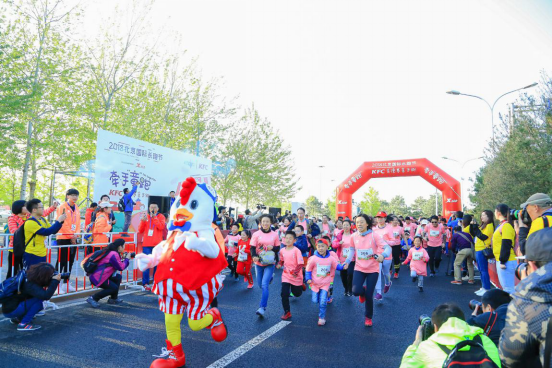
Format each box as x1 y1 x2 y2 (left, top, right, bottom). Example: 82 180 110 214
0 231 142 298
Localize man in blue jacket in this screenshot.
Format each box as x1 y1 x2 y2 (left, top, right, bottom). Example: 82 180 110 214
467 289 510 346
122 184 138 232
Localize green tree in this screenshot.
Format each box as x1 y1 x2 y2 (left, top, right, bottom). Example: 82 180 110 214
305 196 324 217
359 187 381 216
387 195 408 215
325 192 336 219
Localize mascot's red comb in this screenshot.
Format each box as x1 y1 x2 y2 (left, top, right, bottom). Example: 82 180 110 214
180 177 197 205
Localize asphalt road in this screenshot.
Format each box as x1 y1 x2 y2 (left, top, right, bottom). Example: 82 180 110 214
0 261 480 368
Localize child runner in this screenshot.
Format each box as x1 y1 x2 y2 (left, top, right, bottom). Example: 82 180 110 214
344 214 390 327
279 217 291 242
322 235 338 303
333 219 354 296
423 215 446 277
305 238 342 326
224 224 241 281
403 236 430 292
278 231 305 320
236 230 254 289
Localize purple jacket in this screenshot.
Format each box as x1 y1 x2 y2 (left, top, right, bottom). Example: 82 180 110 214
450 231 473 252
89 251 129 286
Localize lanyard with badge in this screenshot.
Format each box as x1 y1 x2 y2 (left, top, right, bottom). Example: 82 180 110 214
66 202 77 232
148 214 156 236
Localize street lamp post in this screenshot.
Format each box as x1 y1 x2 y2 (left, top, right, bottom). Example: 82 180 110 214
442 156 484 210
446 83 538 147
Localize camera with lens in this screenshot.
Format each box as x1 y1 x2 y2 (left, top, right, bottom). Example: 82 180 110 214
510 208 532 226
124 252 136 259
469 299 483 315
419 314 434 340
54 272 71 281
257 204 267 210
515 262 527 280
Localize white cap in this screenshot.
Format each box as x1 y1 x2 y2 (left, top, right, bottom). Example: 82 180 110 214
421 219 429 225
99 202 113 208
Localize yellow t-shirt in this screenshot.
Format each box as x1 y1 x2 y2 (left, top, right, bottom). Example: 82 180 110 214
492 222 516 262
475 224 494 251
527 215 552 238
24 217 51 257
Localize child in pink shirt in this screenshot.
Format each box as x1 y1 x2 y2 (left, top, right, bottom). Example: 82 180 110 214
224 224 241 281
403 236 430 292
277 231 306 320
306 238 342 326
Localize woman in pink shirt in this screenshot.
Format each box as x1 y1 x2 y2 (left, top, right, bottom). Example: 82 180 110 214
250 215 281 317
344 214 391 327
403 236 430 292
277 231 305 320
423 215 446 277
332 220 354 296
333 219 343 238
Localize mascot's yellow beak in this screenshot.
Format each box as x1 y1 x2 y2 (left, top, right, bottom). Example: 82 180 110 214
173 208 194 227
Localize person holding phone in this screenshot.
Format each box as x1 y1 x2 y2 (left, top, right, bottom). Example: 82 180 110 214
137 203 166 291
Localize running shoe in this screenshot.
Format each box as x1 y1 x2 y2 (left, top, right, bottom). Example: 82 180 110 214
393 272 399 279
418 287 424 292
474 288 488 296
327 297 333 304
383 282 391 294
467 280 475 284
107 298 124 305
359 286 366 303
142 285 152 292
17 323 41 331
374 293 382 301
429 273 435 278
412 276 417 283
86 296 100 308
450 281 462 285
364 318 373 327
318 318 326 326
247 282 254 289
462 275 469 281
9 318 20 325
281 311 292 320
256 307 266 317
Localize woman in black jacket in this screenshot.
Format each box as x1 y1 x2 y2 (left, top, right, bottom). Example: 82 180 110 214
2 262 60 331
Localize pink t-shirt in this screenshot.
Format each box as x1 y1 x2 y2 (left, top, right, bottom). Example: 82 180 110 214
424 224 445 247
306 253 338 292
251 230 281 267
279 225 288 240
279 246 304 286
403 223 418 240
351 231 387 274
297 219 308 234
374 224 394 260
387 226 404 246
404 246 430 276
225 233 241 257
338 233 353 263
322 223 330 237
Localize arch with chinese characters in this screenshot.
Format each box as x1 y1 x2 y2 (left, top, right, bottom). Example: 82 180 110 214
336 158 462 219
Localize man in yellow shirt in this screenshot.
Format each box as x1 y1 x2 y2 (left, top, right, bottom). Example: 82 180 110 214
23 199 66 269
518 193 552 255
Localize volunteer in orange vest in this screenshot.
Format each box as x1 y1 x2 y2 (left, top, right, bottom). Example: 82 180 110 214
138 202 166 291
55 188 81 292
93 202 114 252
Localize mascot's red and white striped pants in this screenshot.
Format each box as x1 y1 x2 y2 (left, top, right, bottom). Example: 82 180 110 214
153 275 223 320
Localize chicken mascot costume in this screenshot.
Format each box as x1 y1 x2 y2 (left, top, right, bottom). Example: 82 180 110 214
136 177 228 368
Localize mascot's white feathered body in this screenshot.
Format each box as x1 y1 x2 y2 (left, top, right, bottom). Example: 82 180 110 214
136 177 227 368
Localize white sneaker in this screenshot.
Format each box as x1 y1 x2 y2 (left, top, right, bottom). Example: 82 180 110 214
67 282 76 292
462 276 469 281
475 288 488 296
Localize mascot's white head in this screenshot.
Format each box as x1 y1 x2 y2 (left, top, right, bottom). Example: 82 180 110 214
168 177 217 233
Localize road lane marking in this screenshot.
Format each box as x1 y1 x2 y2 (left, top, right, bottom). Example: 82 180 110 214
206 321 292 368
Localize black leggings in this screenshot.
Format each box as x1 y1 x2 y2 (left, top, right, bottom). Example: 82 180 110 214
92 274 122 301
352 270 379 318
427 246 442 274
339 261 355 293
281 282 303 313
392 246 402 274
55 239 76 282
226 255 237 278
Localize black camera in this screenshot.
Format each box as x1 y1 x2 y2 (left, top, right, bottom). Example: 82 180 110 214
257 204 267 210
419 314 433 340
515 262 527 280
510 208 532 226
54 272 71 281
129 252 136 259
469 300 483 314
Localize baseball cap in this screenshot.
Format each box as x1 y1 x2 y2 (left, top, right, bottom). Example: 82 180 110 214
316 238 330 246
376 211 387 218
521 193 552 208
525 227 552 262
99 202 113 208
421 219 429 225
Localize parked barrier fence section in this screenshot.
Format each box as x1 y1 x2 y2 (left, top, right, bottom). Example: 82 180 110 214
0 231 142 298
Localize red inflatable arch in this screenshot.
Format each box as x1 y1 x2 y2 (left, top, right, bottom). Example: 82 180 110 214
336 158 462 219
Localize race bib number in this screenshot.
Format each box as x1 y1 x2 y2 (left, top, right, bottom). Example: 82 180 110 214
413 251 423 261
357 248 374 261
237 250 248 262
393 231 400 239
316 264 331 277
430 230 440 237
148 229 154 237
342 247 351 258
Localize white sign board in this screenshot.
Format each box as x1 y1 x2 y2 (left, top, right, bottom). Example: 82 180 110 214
93 129 212 206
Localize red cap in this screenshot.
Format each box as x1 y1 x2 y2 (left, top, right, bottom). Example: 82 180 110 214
316 238 330 246
376 211 387 218
238 214 244 219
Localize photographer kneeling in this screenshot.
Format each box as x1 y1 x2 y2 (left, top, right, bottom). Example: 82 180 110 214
2 263 61 331
85 238 132 308
400 303 500 368
467 289 511 346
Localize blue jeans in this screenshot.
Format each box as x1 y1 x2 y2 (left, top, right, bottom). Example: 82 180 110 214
23 253 47 270
311 289 329 319
4 298 43 324
142 247 156 285
122 211 133 232
475 250 491 290
255 264 275 308
497 260 516 294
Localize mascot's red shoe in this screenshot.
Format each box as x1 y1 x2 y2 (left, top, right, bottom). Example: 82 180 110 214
207 308 228 342
150 340 186 368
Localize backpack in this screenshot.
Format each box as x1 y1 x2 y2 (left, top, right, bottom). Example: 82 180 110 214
12 218 42 258
82 249 110 275
0 270 26 304
117 197 126 212
439 335 499 368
